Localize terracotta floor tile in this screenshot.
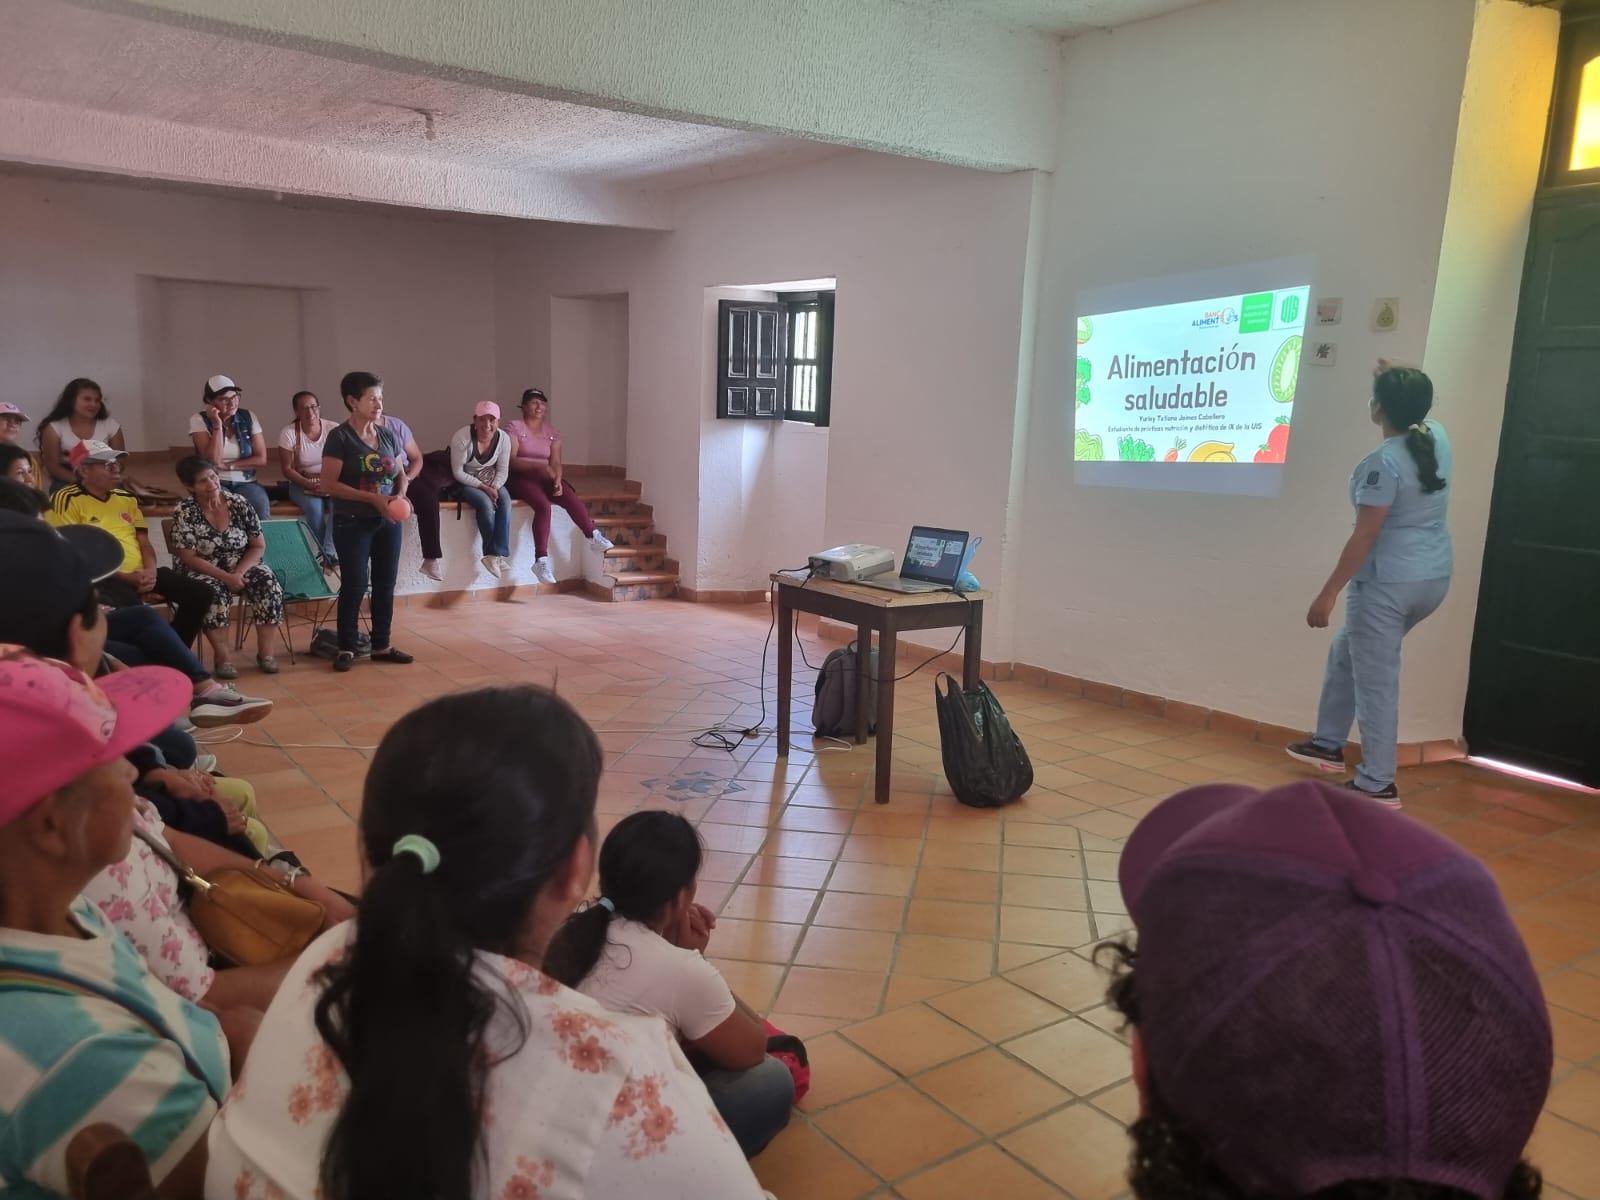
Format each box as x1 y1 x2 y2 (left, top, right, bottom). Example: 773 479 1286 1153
1528 1113 1600 1199
1547 970 1600 1023
706 917 804 963
698 849 754 883
765 829 848 861
1000 1103 1133 1200
1005 1018 1132 1096
924 816 1002 844
815 890 908 932
697 821 770 854
1002 874 1090 911
884 973 967 1009
706 958 787 1011
797 926 900 973
928 977 1069 1042
1002 846 1084 878
1089 1078 1142 1126
1003 823 1084 850
1000 906 1095 949
894 1144 1066 1200
815 1083 981 1180
832 861 918 896
905 899 998 941
1550 1005 1600 1064
776 806 858 834
915 1047 1071 1135
843 1004 987 1076
998 943 1061 972
913 867 999 904
704 797 783 826
852 812 930 839
752 1121 879 1200
840 835 924 866
1546 1068 1600 1132
894 934 995 982
720 884 818 924
776 966 888 1019
798 1032 899 1112
919 839 1000 871
742 853 835 890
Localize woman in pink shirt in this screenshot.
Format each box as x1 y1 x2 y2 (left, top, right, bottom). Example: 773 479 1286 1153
504 388 612 585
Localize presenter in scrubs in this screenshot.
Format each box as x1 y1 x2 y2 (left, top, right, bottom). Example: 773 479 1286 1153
1287 361 1452 804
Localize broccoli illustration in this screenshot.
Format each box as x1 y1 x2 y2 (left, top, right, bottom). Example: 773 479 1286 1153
1076 356 1092 385
1074 431 1104 461
1117 436 1156 462
1076 385 1092 408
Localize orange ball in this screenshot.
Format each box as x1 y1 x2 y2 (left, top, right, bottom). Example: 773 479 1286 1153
386 496 413 521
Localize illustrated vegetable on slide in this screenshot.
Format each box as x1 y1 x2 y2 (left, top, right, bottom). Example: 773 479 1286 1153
1165 438 1187 462
1075 431 1104 461
1188 441 1237 463
1254 417 1291 463
1118 436 1156 462
1270 335 1301 404
1076 356 1092 408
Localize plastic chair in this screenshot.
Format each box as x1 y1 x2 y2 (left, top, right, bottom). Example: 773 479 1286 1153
66 1125 157 1200
240 517 338 661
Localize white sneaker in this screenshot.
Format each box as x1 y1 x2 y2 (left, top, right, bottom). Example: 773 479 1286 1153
589 529 614 552
534 557 558 586
190 688 274 728
496 556 513 577
480 555 502 579
192 753 218 773
421 558 444 582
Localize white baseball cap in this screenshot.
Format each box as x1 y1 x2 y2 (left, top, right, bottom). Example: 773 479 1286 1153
205 375 241 398
70 439 127 467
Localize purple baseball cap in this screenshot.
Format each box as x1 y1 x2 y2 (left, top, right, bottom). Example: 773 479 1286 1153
1119 780 1551 1199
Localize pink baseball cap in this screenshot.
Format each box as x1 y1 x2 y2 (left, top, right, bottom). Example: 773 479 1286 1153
0 652 191 827
474 401 501 419
0 403 28 421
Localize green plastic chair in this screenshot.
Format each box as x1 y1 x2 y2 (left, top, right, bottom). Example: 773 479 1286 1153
233 517 336 661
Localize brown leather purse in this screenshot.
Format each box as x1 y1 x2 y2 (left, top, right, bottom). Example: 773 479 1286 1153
134 828 325 967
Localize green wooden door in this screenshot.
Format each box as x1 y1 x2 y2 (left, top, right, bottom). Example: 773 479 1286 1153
1464 193 1600 787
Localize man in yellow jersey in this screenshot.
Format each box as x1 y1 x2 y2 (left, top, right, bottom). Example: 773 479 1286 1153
48 441 213 647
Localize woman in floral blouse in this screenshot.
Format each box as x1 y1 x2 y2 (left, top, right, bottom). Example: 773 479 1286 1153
171 455 285 676
206 686 766 1200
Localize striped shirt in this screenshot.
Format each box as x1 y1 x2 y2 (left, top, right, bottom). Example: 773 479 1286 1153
0 898 229 1196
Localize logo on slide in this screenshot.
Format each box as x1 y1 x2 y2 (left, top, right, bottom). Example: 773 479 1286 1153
1189 306 1239 330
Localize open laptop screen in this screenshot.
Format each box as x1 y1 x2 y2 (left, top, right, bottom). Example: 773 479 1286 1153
902 527 969 585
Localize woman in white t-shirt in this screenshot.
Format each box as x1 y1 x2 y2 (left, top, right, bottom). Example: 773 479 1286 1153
276 390 337 567
206 686 765 1200
188 375 269 520
37 376 124 492
544 811 796 1159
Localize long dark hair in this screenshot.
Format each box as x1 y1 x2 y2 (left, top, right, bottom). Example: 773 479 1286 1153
1373 367 1445 493
37 378 106 447
1095 941 1541 1200
542 810 702 988
314 686 602 1200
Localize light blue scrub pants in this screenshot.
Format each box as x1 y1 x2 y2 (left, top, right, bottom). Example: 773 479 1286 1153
1312 576 1450 791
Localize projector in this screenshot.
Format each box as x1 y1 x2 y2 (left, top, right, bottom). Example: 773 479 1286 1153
808 544 895 583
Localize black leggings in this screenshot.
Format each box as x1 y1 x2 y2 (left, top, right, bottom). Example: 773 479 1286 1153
99 568 214 647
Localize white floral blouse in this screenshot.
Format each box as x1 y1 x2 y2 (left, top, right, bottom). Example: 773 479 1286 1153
205 925 765 1200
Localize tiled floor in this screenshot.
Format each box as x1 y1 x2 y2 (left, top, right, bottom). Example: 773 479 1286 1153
207 594 1600 1200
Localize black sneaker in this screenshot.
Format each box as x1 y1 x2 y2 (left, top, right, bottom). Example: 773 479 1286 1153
1285 740 1346 772
1345 779 1401 807
333 650 355 673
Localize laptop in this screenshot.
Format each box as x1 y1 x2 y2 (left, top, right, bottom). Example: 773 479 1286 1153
857 526 970 594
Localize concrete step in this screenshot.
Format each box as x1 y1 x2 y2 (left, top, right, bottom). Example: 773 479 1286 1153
586 575 678 602
603 546 668 572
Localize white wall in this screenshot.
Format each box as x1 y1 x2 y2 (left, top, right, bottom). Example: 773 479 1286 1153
0 173 499 454
549 294 630 468
493 152 1041 640
1017 0 1555 741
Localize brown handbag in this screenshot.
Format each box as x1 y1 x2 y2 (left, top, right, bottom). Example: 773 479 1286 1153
134 828 325 967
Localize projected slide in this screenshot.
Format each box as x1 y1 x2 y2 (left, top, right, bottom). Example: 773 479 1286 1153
1074 286 1310 469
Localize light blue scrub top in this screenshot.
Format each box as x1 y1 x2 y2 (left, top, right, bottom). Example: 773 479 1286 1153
1349 418 1453 583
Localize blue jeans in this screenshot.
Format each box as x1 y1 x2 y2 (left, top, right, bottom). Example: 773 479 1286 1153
106 604 209 684
698 1055 794 1159
331 509 402 653
286 482 337 560
1313 576 1450 790
223 479 271 521
458 485 511 557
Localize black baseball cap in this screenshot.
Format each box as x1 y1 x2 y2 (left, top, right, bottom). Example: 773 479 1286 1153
0 511 125 649
521 388 548 403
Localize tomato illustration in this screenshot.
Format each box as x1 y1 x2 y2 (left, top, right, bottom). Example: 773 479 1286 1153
1254 418 1291 463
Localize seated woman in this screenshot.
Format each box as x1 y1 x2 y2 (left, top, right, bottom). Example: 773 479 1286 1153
207 686 764 1200
505 388 612 586
0 652 234 1200
189 375 270 520
0 442 36 490
544 810 795 1158
37 376 123 494
170 454 287 676
277 389 338 569
449 400 513 578
0 403 45 494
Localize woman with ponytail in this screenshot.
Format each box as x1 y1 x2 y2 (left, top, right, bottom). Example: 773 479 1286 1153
205 687 764 1200
1288 360 1453 803
544 812 795 1159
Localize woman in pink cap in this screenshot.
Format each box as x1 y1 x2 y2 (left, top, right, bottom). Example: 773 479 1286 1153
448 400 513 578
0 403 44 492
505 388 612 586
0 652 233 1199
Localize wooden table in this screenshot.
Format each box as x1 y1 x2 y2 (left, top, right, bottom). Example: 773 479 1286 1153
773 574 988 804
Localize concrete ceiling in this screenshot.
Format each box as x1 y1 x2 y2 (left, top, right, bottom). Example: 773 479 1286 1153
0 0 1214 226
908 0 1212 36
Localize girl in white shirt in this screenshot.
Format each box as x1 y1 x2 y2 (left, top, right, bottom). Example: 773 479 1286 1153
37 376 124 492
206 686 765 1200
276 390 337 566
544 811 796 1158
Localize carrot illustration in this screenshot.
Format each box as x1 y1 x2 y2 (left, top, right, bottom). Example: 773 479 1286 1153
1165 438 1187 462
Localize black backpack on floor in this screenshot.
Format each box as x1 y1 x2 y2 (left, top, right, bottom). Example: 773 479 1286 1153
813 642 878 737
